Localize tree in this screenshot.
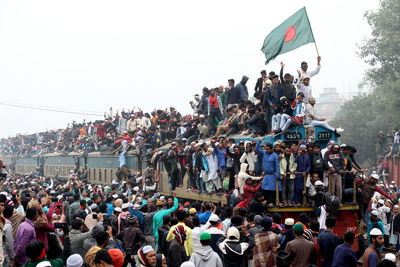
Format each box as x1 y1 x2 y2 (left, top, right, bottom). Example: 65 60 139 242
332 0 400 165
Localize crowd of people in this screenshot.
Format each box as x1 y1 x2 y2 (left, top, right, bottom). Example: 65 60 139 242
378 130 400 157
0 167 396 267
1 56 400 267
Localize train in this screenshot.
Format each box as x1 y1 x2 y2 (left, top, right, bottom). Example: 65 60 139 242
1 125 340 202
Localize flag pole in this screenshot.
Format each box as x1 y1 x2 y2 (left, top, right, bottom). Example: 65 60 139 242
304 7 319 57
314 42 320 57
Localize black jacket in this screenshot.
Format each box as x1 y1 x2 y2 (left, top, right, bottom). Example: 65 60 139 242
254 77 264 94
280 68 296 103
168 239 188 267
217 235 254 267
323 150 345 172
392 214 400 234
246 114 267 133
248 199 266 216
227 86 241 105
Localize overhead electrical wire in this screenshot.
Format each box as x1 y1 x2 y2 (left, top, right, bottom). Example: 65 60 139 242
0 100 104 117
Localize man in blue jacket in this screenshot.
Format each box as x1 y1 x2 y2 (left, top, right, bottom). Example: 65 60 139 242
256 137 280 207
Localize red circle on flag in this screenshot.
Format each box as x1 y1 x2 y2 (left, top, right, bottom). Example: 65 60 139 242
284 26 296 42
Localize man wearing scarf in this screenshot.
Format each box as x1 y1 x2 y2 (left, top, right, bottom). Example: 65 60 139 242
136 245 157 267
168 225 188 267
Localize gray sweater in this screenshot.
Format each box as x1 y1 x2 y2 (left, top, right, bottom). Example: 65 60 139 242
189 246 224 267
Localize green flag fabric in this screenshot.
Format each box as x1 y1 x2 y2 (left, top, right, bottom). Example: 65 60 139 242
261 7 315 64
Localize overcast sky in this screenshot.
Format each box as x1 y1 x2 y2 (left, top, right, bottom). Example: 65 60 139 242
0 0 378 138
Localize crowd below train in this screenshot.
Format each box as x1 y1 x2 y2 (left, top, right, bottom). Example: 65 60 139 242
0 158 398 267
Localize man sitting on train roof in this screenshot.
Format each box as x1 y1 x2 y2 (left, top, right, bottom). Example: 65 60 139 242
275 92 306 134
305 96 344 135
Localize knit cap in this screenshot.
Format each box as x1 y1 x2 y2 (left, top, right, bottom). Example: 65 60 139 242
108 249 124 267
200 232 211 241
293 223 304 234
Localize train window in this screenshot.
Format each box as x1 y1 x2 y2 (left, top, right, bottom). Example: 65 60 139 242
104 169 107 183
99 170 102 182
110 169 113 181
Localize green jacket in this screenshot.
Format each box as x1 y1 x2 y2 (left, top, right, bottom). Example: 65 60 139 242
219 92 228 109
23 258 64 267
153 197 178 248
279 153 297 179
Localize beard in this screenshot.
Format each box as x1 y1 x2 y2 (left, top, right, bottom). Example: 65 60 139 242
374 240 382 248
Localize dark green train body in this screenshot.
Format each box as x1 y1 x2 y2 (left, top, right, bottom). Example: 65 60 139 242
1 125 338 202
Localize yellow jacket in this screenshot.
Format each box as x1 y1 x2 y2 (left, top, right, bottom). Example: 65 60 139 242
166 222 193 256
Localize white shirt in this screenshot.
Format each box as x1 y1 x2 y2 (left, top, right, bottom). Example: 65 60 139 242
192 222 211 251
300 64 321 79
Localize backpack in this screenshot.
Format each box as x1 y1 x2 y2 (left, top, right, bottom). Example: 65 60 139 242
324 193 340 215
312 153 324 173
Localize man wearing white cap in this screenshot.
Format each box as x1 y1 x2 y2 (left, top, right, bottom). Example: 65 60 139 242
376 199 391 247
85 203 99 231
368 210 385 246
205 214 225 258
362 228 384 267
357 173 392 223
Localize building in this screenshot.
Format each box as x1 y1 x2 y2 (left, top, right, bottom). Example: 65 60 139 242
315 87 345 122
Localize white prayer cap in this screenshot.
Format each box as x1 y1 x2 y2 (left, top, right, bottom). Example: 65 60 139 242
371 174 379 180
37 261 52 267
66 254 83 267
371 210 379 216
285 218 294 226
142 245 154 254
378 199 385 205
114 207 122 213
370 228 383 236
315 181 324 186
384 253 396 262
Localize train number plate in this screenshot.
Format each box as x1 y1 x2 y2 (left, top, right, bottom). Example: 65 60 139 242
317 131 332 140
284 132 302 140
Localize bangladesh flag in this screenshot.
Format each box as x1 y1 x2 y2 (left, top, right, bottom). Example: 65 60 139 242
261 7 315 64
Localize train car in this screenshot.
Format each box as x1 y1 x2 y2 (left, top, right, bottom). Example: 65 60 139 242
86 151 141 185
14 155 40 174
43 152 83 179
1 154 15 171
